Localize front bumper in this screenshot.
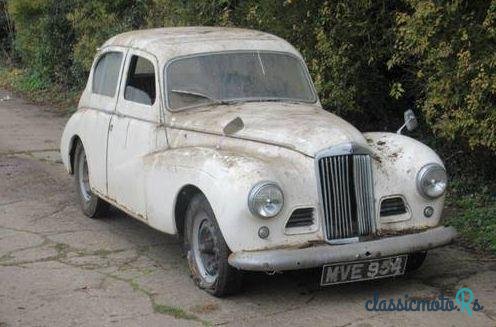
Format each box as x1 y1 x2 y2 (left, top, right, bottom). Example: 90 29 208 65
228 226 457 271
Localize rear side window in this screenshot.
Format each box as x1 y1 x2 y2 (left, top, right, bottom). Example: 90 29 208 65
124 55 156 106
92 52 123 97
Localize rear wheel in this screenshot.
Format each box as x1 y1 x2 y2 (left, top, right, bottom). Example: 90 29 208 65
73 142 109 218
184 194 242 297
406 251 427 272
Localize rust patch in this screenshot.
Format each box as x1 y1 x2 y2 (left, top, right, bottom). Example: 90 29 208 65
388 152 399 159
376 227 431 237
371 153 382 164
238 241 324 253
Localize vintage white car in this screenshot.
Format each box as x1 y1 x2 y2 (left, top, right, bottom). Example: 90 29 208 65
61 27 457 296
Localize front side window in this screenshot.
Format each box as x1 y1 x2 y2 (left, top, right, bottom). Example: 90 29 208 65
92 52 123 97
124 55 156 106
166 51 316 110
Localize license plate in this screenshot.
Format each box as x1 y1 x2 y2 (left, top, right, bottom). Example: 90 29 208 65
320 255 408 286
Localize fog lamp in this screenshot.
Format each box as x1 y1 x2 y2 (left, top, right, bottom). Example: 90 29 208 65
424 206 434 218
258 226 270 239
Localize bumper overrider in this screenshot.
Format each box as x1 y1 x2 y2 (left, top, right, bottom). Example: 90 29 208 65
228 226 457 272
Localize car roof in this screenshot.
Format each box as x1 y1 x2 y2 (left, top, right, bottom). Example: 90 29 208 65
101 27 302 65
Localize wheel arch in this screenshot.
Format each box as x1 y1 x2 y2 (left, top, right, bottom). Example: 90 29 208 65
174 184 205 238
68 135 82 175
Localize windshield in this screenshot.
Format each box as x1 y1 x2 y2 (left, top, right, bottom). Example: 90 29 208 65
166 51 316 110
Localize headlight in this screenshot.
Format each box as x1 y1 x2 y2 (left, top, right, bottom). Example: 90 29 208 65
416 163 447 199
248 181 284 218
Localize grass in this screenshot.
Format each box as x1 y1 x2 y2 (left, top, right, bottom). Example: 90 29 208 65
0 63 80 113
128 279 206 324
445 192 496 254
152 304 199 320
53 243 68 253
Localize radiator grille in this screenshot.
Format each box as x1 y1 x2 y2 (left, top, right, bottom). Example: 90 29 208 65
317 154 376 241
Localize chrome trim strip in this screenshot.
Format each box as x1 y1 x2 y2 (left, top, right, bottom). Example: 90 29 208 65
79 106 161 125
315 142 372 160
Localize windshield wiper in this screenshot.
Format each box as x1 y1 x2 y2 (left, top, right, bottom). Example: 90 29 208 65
241 98 307 105
171 89 235 106
171 90 306 107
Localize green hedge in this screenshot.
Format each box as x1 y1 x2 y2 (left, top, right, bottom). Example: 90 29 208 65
3 0 496 152
390 0 496 151
0 0 13 58
7 0 75 85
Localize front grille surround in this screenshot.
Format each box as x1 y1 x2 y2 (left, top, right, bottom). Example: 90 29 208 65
315 143 377 243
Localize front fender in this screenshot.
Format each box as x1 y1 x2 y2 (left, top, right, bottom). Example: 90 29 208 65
143 146 322 252
60 110 92 174
364 132 446 231
60 113 81 174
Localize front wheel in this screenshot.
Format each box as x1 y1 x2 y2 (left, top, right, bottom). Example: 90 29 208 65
184 194 242 297
73 142 109 218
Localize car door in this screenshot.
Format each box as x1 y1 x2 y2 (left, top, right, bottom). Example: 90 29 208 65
106 50 166 220
79 47 127 195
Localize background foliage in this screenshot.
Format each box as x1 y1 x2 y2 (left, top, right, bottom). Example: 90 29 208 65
3 0 494 146
1 0 495 250
391 0 496 152
0 0 13 59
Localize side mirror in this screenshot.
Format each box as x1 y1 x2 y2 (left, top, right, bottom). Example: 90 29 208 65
397 109 418 134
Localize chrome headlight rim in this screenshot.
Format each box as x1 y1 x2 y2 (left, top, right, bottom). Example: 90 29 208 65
416 163 447 199
248 181 284 218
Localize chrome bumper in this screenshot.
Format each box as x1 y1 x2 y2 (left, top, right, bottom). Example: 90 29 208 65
228 226 457 272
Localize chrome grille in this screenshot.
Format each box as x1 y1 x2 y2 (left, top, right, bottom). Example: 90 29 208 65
317 154 376 241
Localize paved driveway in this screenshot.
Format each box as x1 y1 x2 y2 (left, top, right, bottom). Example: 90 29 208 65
0 90 495 326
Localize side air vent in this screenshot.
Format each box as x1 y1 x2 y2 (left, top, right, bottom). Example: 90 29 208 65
380 197 407 217
286 208 314 228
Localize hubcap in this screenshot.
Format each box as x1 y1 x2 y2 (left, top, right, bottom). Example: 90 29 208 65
78 151 91 202
192 216 219 283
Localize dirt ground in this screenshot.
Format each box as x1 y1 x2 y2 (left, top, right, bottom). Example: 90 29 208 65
0 89 495 326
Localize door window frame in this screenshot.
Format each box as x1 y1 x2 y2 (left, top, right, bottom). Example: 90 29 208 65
87 46 128 113
117 49 161 124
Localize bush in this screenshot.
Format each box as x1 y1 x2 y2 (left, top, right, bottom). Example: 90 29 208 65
446 193 496 254
390 0 496 151
0 0 14 59
7 0 75 86
68 0 148 86
3 0 496 155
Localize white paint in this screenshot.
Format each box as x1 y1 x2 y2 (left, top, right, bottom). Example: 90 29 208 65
61 27 448 253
